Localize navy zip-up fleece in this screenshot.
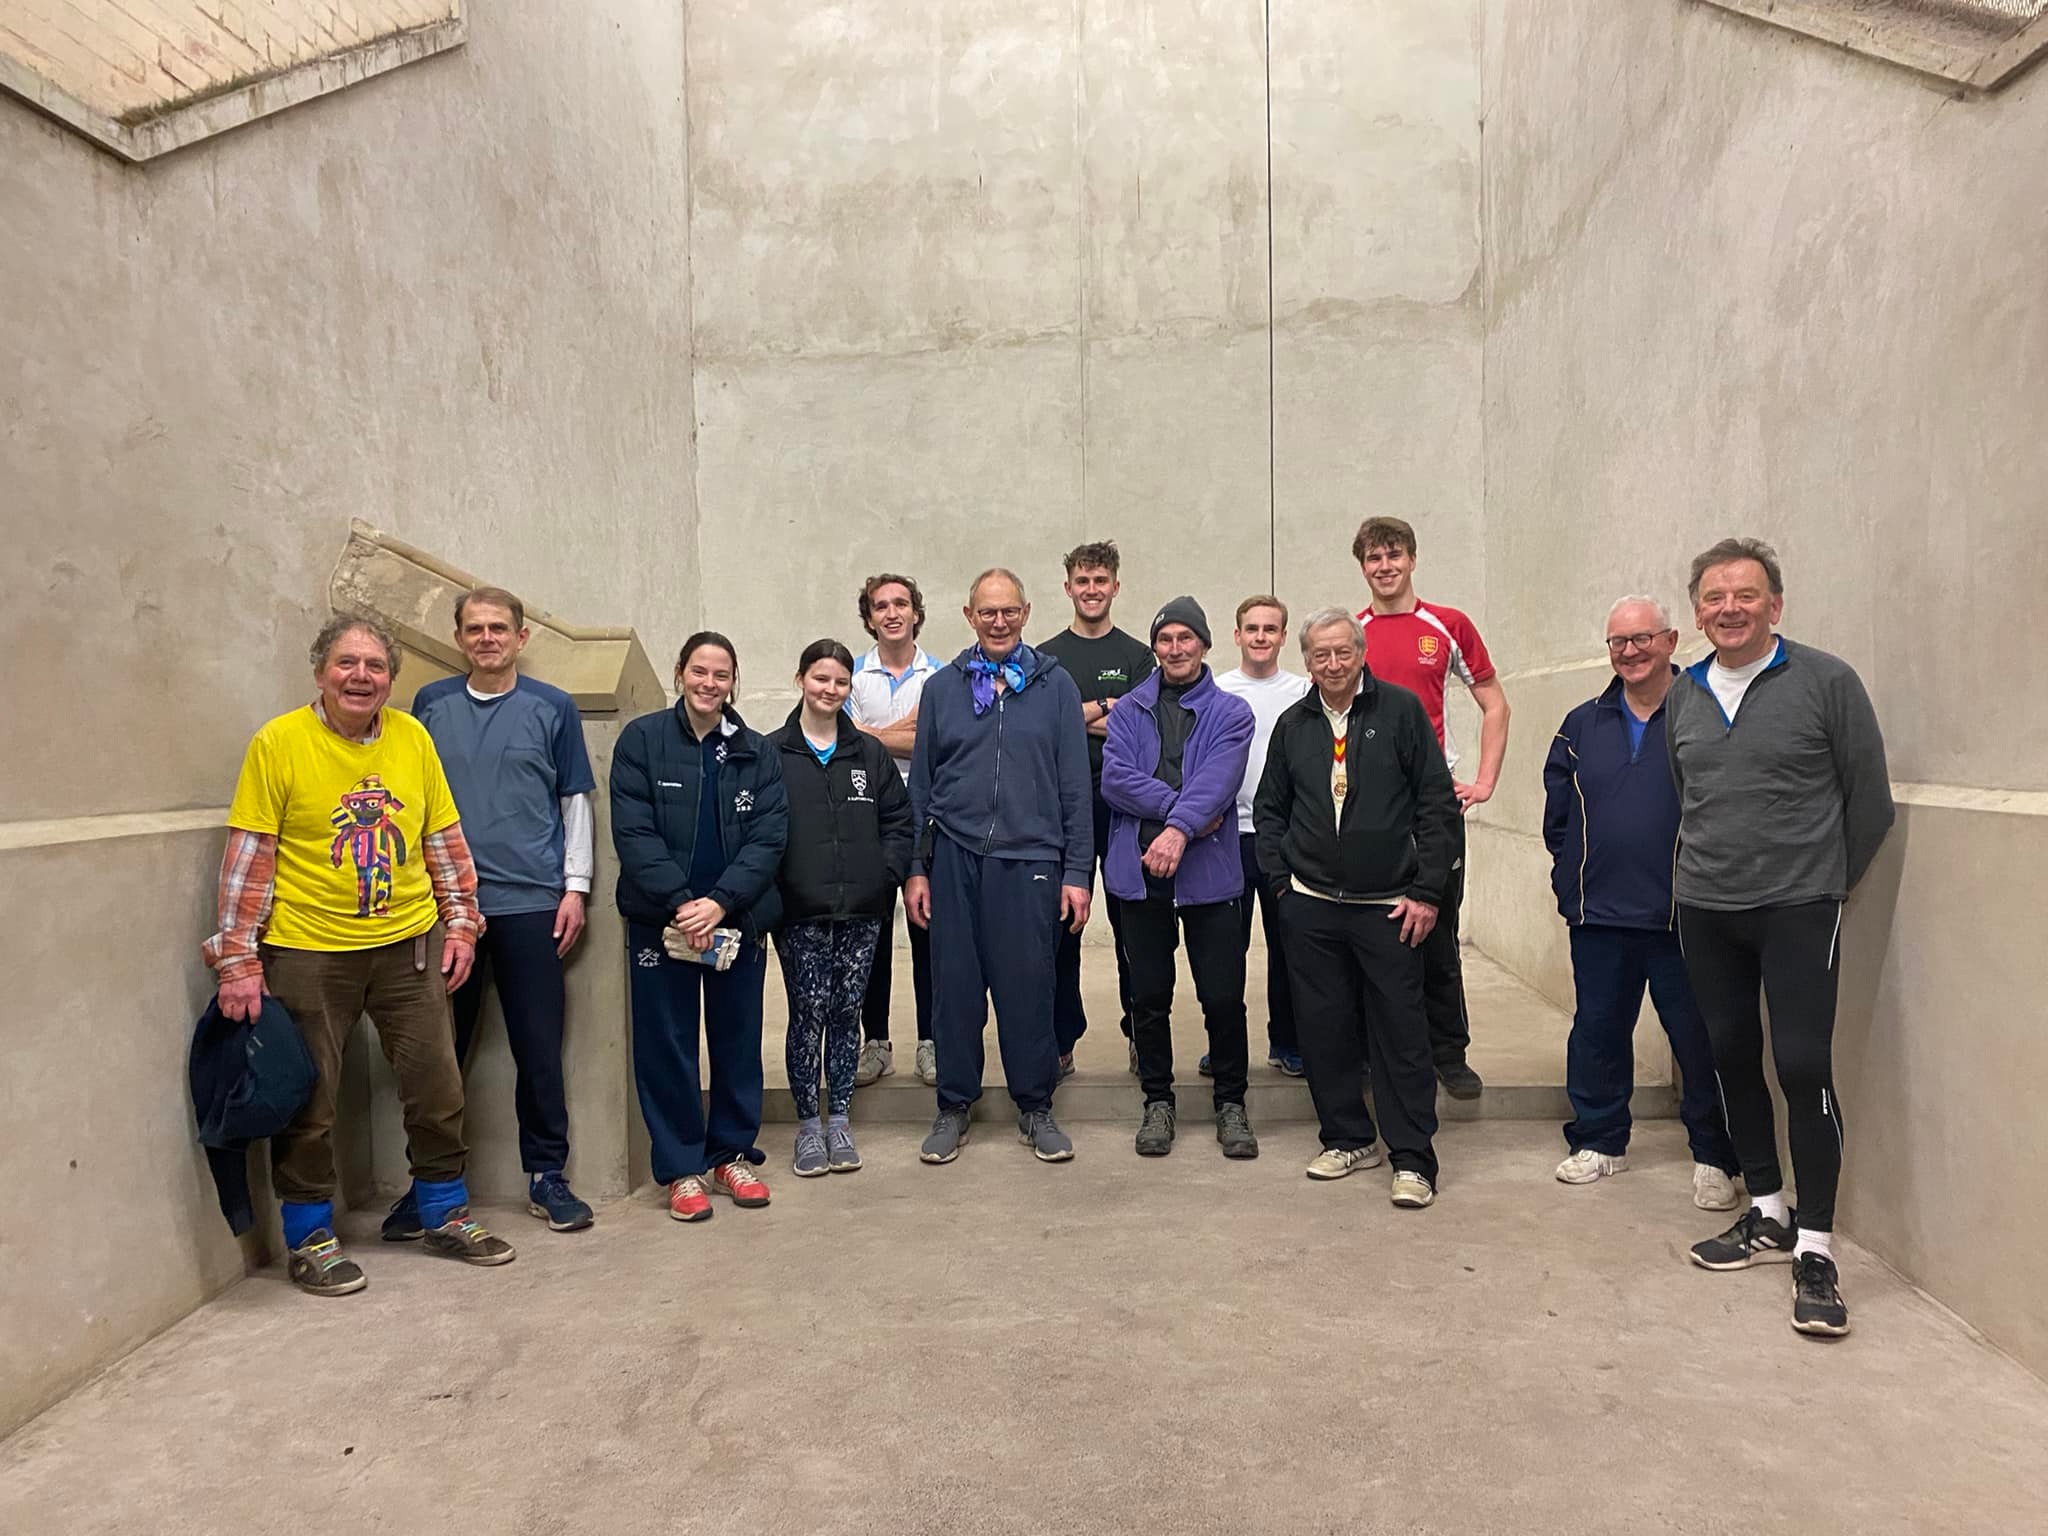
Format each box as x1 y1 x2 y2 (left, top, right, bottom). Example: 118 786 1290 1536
907 644 1093 886
1543 672 1681 930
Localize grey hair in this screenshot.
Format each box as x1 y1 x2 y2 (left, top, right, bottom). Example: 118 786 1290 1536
968 567 1028 607
1687 537 1783 603
309 612 401 678
1606 593 1673 632
1297 606 1364 658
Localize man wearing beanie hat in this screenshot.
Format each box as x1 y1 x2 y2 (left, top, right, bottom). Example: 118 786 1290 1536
1100 597 1260 1158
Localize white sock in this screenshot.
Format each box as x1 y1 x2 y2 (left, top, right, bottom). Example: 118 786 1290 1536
1794 1227 1833 1260
1751 1191 1790 1226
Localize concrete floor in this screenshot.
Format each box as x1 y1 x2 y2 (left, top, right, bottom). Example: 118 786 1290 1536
6 1121 2045 1535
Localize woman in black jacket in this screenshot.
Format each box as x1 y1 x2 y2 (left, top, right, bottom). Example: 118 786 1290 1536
611 632 788 1223
768 639 913 1177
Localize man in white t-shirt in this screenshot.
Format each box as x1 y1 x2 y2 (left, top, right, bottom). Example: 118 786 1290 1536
846 573 941 1087
1214 595 1312 1076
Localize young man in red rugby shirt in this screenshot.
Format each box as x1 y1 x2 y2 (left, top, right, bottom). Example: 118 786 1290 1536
1353 516 1510 1099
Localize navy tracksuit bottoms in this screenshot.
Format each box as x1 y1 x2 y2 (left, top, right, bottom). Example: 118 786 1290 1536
625 920 766 1184
927 833 1062 1115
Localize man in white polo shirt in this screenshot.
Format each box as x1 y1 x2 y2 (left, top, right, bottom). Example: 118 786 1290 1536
847 572 941 1087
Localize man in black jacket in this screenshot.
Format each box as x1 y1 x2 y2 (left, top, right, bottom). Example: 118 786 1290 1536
1254 607 1460 1207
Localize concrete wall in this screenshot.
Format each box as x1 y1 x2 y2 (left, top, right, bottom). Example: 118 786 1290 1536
0 3 696 1436
1475 0 2048 1373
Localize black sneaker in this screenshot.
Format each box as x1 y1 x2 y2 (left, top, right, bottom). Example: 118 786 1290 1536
1792 1253 1851 1337
380 1188 423 1242
1135 1100 1176 1157
527 1171 595 1232
1435 1060 1483 1100
1215 1102 1259 1160
1689 1206 1798 1270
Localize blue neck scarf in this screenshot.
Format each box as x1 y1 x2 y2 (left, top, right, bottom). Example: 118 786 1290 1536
967 643 1033 716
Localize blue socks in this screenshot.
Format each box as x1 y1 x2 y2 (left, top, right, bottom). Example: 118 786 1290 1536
416 1176 470 1231
281 1200 333 1250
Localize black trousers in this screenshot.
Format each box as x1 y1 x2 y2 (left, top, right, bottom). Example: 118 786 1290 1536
1053 788 1133 1051
1677 900 1846 1230
1237 832 1296 1055
858 888 933 1043
1283 893 1439 1183
451 908 570 1174
1120 876 1250 1110
1421 818 1470 1068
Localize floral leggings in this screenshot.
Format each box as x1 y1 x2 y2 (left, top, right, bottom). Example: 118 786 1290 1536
776 918 882 1119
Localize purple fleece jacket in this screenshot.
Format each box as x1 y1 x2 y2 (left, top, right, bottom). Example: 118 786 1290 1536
1100 666 1254 906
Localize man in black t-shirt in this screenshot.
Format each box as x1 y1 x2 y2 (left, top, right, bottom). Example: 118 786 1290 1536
1039 540 1154 1073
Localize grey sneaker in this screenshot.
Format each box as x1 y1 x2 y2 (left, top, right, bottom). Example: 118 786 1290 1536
855 1040 895 1086
287 1228 367 1296
1018 1108 1075 1163
1216 1102 1260 1160
1135 1100 1176 1157
421 1207 516 1266
915 1039 938 1085
920 1107 972 1164
792 1125 829 1178
826 1121 862 1173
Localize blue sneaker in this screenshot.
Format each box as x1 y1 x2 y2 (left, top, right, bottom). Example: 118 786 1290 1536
1269 1049 1306 1077
1198 1054 1214 1078
527 1171 594 1232
380 1188 423 1242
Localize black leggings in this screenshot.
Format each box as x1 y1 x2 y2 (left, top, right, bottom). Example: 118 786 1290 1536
1677 901 1845 1230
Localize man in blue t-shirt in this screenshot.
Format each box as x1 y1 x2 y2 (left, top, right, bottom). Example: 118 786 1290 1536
402 585 599 1236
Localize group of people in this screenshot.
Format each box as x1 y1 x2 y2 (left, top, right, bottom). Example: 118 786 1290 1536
203 519 1893 1341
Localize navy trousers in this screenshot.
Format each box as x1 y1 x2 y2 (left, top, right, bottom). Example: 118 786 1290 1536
451 908 572 1173
626 920 766 1183
1053 788 1132 1053
928 833 1062 1115
1237 832 1297 1056
1564 923 1738 1172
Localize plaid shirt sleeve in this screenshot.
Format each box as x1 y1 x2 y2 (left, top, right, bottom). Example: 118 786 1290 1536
424 822 484 943
201 828 276 983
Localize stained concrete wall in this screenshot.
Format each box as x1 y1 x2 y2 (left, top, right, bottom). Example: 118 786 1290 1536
1475 0 2048 1374
0 3 696 1435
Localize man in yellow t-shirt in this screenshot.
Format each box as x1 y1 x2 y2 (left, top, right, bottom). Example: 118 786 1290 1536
203 614 515 1295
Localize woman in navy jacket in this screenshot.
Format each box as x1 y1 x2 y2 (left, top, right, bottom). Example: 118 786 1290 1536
611 632 788 1223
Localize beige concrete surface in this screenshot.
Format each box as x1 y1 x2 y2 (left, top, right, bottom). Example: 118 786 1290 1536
6 1121 2048 1536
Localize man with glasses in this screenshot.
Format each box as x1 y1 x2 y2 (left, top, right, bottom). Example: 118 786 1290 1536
1542 595 1741 1210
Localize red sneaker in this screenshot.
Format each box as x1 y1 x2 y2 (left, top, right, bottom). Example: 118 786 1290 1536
668 1176 712 1222
708 1161 771 1208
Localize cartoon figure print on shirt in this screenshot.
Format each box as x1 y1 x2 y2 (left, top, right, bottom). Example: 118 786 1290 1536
329 774 407 917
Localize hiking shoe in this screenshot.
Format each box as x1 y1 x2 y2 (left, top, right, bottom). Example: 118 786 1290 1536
1689 1206 1798 1270
826 1121 863 1173
855 1040 895 1086
1436 1060 1484 1099
792 1126 829 1178
380 1189 423 1242
1390 1171 1437 1208
1693 1164 1741 1211
1556 1149 1627 1185
709 1161 771 1207
1059 1052 1076 1080
527 1172 594 1232
288 1229 367 1296
1197 1053 1214 1078
1134 1100 1176 1157
915 1039 938 1085
1306 1143 1383 1180
1268 1049 1305 1076
422 1207 516 1266
1791 1253 1851 1338
921 1107 972 1164
1216 1103 1259 1159
668 1176 712 1221
1018 1108 1075 1162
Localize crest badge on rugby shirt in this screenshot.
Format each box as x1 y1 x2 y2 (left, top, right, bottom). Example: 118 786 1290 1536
1417 635 1440 661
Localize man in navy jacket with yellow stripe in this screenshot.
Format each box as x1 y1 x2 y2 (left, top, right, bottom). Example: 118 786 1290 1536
1543 595 1739 1209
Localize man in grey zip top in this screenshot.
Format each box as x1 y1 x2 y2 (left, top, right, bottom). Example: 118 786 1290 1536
1666 537 1894 1341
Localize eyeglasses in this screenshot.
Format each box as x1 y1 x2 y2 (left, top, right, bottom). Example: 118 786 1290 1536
973 607 1024 624
1605 631 1672 654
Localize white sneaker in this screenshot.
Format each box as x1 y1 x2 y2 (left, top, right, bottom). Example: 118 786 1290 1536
1306 1143 1384 1180
1692 1163 1741 1211
854 1040 894 1087
1555 1148 1627 1185
1390 1171 1436 1208
914 1039 938 1086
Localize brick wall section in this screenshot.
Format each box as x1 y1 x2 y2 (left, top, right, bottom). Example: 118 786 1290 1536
1 0 457 122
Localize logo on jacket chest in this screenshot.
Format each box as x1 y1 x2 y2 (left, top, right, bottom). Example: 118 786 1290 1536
734 788 755 813
848 768 871 802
